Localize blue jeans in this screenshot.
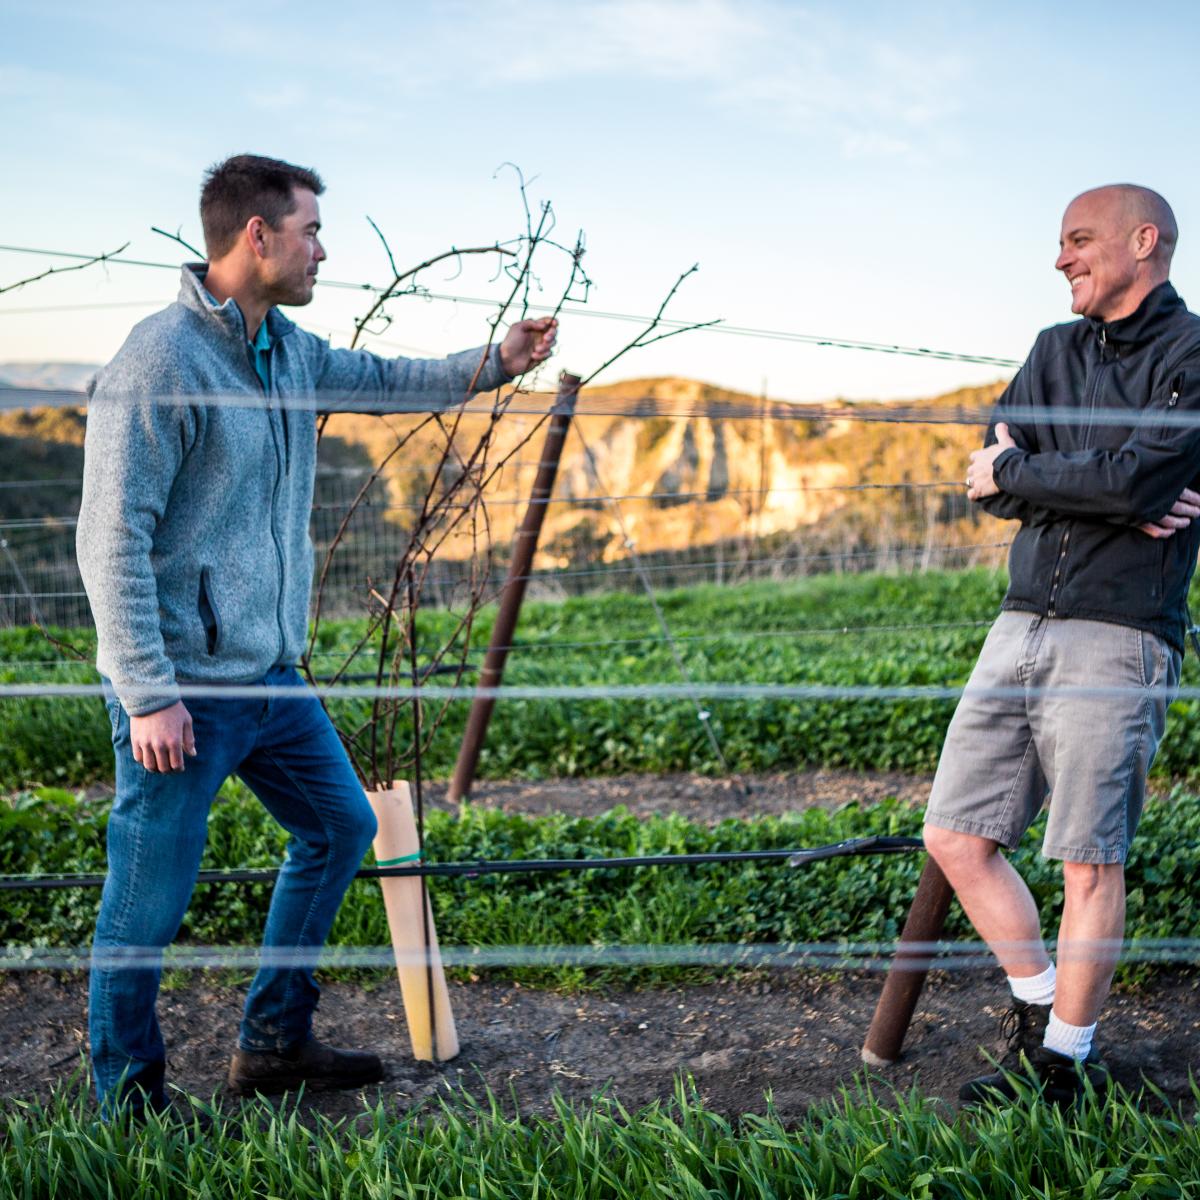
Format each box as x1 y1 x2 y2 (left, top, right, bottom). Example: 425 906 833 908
90 665 376 1110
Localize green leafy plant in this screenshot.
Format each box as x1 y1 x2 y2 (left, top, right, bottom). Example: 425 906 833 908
4 783 1198 989
7 567 1200 790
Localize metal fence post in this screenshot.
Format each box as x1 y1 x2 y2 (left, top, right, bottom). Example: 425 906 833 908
447 372 581 804
861 856 955 1066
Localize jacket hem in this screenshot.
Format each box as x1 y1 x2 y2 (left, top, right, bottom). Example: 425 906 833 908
998 600 1184 654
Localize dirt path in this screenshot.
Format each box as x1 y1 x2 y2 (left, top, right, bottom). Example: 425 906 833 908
6 771 1196 1122
4 969 1197 1122
421 767 935 822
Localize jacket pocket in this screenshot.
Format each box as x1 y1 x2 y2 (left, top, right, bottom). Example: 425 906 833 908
198 568 224 657
1150 368 1187 442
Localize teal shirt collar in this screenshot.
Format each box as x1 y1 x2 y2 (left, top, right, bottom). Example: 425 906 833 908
249 316 272 393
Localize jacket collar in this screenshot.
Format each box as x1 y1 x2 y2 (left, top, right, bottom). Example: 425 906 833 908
178 264 296 344
1088 280 1183 349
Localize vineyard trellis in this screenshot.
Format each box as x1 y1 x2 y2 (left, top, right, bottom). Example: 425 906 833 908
6 204 1200 1089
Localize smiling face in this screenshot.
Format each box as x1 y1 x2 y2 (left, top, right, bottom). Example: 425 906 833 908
1055 189 1156 322
258 187 326 307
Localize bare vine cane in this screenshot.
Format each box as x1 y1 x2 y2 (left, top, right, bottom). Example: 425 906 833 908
0 242 129 297
302 178 589 790
446 266 722 799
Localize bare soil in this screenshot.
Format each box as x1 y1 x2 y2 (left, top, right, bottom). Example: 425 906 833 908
4 970 1198 1123
423 766 936 822
4 770 1197 1122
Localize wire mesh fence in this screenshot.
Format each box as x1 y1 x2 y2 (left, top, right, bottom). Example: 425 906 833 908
0 395 1008 629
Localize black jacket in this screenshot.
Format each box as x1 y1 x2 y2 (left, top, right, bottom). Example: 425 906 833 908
982 282 1200 651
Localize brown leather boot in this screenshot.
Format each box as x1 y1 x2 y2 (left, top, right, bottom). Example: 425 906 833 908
227 1038 384 1096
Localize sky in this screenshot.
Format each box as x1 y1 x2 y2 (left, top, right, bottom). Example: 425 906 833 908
3 0 1200 403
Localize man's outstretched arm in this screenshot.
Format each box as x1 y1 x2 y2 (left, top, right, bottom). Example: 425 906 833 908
313 319 557 415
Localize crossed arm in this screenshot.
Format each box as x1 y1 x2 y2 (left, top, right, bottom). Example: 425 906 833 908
961 339 1200 539
965 421 1200 539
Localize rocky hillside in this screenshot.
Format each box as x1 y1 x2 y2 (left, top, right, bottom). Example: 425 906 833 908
0 369 1006 572
319 375 1005 569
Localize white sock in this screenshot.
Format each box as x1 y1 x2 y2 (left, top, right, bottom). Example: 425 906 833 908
1043 1011 1096 1061
1007 962 1056 1006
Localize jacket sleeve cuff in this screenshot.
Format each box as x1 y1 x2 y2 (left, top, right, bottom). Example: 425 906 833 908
992 446 1025 489
484 342 515 389
119 681 182 718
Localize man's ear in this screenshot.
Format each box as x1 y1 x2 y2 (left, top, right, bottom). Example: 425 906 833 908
245 215 270 260
1132 221 1160 263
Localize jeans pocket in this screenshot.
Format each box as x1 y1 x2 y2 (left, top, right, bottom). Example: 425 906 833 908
104 696 131 750
1137 629 1180 697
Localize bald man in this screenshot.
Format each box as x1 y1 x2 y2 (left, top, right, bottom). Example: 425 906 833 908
923 185 1200 1106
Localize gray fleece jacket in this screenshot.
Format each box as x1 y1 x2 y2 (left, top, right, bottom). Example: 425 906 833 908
77 265 510 715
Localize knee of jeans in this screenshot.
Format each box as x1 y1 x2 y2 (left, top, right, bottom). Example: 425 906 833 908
353 805 378 854
326 803 376 861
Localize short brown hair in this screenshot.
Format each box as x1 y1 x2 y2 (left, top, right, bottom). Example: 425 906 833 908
200 154 325 259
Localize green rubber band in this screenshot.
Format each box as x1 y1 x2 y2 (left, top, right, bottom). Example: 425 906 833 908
375 851 424 867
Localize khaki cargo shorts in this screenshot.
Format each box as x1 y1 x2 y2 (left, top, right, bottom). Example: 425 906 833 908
924 612 1180 864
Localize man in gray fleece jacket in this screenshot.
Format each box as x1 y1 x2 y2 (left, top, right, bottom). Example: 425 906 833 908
77 154 556 1113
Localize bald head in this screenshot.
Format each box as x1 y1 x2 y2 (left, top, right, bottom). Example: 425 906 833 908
1057 184 1178 321
1075 184 1178 266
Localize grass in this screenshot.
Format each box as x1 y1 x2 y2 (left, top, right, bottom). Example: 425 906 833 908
6 567 1200 1191
2 1075 1199 1199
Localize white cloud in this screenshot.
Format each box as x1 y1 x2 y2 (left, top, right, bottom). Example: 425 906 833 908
435 0 967 162
841 131 912 160
489 0 766 82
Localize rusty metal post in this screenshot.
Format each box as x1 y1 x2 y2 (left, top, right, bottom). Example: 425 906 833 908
861 857 955 1066
447 372 581 803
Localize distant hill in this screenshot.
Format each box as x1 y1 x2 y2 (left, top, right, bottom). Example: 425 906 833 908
0 367 1006 573
315 375 1006 576
0 362 97 392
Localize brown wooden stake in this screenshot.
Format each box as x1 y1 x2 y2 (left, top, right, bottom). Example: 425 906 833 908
447 372 581 803
861 857 955 1066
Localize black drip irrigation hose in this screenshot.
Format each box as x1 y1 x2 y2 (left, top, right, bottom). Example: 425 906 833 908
0 835 923 892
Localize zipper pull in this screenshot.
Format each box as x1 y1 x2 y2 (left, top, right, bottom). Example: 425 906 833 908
1170 372 1184 407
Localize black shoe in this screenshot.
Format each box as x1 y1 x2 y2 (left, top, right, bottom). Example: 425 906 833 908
227 1038 384 1096
960 1044 1110 1107
956 999 1049 1105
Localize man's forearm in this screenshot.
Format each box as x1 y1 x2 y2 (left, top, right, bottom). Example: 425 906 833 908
993 442 1199 525
316 342 512 415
